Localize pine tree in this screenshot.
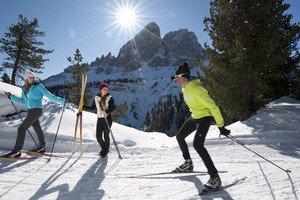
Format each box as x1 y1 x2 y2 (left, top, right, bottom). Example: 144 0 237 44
1 73 11 83
112 102 128 122
201 0 300 120
143 93 190 134
67 49 90 105
295 66 300 99
144 111 150 129
0 15 53 85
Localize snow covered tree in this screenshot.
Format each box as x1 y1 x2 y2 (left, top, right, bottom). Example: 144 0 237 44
201 0 300 120
0 15 53 85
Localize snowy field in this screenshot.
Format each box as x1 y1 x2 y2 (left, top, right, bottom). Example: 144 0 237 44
0 96 299 200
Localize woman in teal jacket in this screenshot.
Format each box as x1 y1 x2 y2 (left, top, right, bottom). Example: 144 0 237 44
2 72 65 158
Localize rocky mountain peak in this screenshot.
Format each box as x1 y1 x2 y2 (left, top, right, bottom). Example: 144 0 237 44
142 22 161 38
89 22 205 70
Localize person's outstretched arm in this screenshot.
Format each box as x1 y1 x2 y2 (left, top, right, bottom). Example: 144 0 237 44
37 84 65 105
10 92 26 107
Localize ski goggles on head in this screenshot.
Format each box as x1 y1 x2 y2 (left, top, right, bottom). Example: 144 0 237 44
171 73 189 81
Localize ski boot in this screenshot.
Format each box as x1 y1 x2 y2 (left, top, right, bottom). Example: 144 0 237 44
204 174 221 189
31 146 45 153
173 159 194 173
0 151 21 158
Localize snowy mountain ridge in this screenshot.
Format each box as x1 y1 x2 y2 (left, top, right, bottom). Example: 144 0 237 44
43 22 205 129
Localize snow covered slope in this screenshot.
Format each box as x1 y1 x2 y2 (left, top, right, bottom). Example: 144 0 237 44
0 96 299 199
0 94 24 116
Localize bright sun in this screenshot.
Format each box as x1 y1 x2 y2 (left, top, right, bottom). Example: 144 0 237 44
80 0 156 45
116 7 137 27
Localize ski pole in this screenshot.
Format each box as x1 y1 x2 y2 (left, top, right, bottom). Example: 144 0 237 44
104 118 122 159
47 101 67 162
9 99 39 148
226 134 291 173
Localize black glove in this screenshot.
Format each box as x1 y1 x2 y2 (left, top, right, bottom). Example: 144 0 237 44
219 126 230 137
76 112 82 117
5 92 11 99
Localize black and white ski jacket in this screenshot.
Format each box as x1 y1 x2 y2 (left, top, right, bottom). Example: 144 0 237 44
95 93 116 118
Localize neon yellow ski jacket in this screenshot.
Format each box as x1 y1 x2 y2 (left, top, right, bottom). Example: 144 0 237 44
182 79 224 127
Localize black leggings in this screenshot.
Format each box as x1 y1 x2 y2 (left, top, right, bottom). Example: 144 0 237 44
96 117 112 154
176 116 218 176
13 108 44 152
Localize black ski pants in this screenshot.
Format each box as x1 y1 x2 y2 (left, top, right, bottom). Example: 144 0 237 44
176 116 218 177
13 108 45 152
96 117 112 154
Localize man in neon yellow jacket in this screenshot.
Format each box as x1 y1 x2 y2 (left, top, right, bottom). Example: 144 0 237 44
172 63 230 190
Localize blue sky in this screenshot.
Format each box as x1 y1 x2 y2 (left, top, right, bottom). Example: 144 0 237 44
0 0 299 79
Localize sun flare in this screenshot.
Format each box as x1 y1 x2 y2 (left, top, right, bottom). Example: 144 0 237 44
116 6 137 27
80 0 161 49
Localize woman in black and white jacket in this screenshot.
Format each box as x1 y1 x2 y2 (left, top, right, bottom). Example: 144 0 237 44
95 83 116 157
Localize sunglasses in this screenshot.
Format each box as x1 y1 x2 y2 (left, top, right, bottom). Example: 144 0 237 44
171 73 188 80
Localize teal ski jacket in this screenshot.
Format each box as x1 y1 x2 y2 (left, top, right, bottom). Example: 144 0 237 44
10 82 65 110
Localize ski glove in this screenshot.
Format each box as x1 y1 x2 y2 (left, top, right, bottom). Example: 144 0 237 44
218 126 230 136
77 112 82 117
